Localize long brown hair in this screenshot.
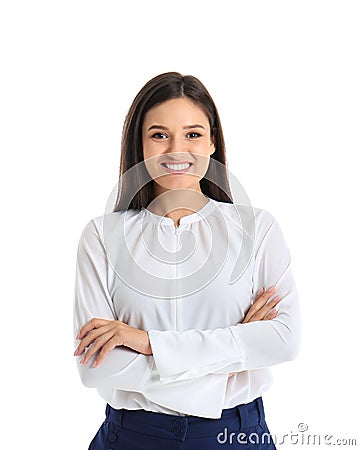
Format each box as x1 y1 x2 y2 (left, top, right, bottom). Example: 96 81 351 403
113 72 233 212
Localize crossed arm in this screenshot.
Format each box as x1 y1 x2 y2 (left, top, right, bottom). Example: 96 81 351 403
73 212 300 388
74 286 282 371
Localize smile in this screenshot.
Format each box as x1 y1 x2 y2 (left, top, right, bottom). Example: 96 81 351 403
161 162 192 174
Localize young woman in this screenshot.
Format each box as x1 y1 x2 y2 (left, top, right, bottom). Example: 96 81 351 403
73 72 301 449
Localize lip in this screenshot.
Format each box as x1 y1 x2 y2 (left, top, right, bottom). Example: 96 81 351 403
160 162 193 174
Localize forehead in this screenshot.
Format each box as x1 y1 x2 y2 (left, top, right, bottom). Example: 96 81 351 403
143 98 209 127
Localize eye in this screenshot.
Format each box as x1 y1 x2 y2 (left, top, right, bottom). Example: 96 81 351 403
187 132 202 139
151 132 168 139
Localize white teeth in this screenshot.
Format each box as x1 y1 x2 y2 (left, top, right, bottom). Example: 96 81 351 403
163 163 191 171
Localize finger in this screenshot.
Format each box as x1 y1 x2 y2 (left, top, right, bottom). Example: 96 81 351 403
92 337 120 367
77 318 110 340
250 295 282 322
252 286 276 310
243 286 276 323
75 329 103 357
265 309 278 320
75 323 114 356
242 290 279 323
80 331 115 365
253 287 264 302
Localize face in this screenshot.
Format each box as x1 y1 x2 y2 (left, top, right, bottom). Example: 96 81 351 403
142 97 215 198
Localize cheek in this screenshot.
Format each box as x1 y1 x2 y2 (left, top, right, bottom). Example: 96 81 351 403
143 140 166 158
142 143 156 160
192 141 213 156
142 143 162 180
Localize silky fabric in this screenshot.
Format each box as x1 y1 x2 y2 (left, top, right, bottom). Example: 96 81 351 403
73 197 301 418
89 397 277 450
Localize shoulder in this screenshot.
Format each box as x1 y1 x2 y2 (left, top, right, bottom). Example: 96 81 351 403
78 209 141 243
209 198 278 234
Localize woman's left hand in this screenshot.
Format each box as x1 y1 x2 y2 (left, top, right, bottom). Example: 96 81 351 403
228 286 281 378
74 318 153 367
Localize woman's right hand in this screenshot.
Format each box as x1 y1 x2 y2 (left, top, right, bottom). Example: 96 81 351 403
228 286 282 378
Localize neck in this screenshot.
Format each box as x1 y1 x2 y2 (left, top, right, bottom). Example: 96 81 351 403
148 186 209 227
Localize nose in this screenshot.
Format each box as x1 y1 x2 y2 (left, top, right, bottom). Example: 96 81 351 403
167 136 187 155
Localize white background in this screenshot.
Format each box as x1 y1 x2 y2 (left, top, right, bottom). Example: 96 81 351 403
1 1 359 448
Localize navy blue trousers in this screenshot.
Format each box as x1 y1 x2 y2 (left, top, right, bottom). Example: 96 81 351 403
89 397 277 449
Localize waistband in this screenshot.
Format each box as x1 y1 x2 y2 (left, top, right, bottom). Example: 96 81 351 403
105 397 266 442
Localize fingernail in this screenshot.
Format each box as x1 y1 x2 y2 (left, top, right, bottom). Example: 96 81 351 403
257 287 264 295
92 360 98 368
267 285 276 292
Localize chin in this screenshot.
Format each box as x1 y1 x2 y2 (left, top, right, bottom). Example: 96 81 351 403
156 182 200 193
154 175 201 192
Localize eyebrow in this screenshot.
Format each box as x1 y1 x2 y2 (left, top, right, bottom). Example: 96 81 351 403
147 124 206 132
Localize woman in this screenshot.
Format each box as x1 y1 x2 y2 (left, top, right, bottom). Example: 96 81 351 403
73 72 301 449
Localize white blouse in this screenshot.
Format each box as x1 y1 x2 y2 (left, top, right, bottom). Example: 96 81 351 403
73 197 301 419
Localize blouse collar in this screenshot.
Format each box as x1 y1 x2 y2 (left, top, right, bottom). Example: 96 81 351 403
140 197 216 227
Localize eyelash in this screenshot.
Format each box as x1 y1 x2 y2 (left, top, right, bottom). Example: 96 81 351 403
151 132 202 140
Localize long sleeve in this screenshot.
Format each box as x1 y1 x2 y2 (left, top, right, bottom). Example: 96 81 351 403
73 219 154 390
147 210 301 383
